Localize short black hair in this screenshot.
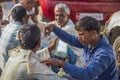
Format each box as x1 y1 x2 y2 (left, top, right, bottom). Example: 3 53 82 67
18 24 41 50
75 16 100 34
12 6 26 21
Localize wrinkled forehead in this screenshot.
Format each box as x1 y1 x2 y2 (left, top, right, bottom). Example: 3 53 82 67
54 8 68 16
55 8 65 12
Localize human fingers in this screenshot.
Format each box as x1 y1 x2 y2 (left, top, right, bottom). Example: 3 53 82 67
43 24 55 36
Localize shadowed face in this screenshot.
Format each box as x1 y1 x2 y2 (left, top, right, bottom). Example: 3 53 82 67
55 8 69 27
77 27 95 46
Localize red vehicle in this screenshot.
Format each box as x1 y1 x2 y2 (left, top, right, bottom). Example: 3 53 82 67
38 0 120 24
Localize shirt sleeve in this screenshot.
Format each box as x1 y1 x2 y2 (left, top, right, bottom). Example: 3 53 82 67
63 50 114 80
53 26 84 48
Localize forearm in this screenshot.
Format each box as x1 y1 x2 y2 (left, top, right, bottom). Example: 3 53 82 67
48 46 54 53
63 63 92 80
30 15 38 24
63 53 114 80
53 26 83 48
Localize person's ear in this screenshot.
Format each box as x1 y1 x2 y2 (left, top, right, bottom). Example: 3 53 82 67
21 17 25 24
90 30 98 39
90 30 97 35
21 15 28 24
89 30 94 37
37 38 41 48
34 38 41 51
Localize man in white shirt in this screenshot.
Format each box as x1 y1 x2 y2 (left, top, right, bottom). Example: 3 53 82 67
39 3 84 72
0 24 68 80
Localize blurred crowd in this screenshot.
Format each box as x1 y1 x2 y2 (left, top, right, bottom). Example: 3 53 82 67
0 0 119 80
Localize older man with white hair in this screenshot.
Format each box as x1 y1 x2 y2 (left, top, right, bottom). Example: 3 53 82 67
39 3 84 73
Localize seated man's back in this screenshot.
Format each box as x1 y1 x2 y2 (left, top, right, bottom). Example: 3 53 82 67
0 24 68 80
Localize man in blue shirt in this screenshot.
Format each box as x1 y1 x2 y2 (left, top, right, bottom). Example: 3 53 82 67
0 6 28 70
42 16 118 80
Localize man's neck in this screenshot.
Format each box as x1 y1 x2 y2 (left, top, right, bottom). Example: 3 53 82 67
90 35 101 48
31 49 37 53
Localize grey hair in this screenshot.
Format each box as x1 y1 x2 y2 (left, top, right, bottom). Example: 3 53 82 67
54 3 70 15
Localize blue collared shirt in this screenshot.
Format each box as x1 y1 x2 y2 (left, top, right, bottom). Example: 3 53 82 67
0 21 23 69
53 26 118 80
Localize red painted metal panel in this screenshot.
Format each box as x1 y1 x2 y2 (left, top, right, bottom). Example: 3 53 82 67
51 0 120 2
38 0 120 24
